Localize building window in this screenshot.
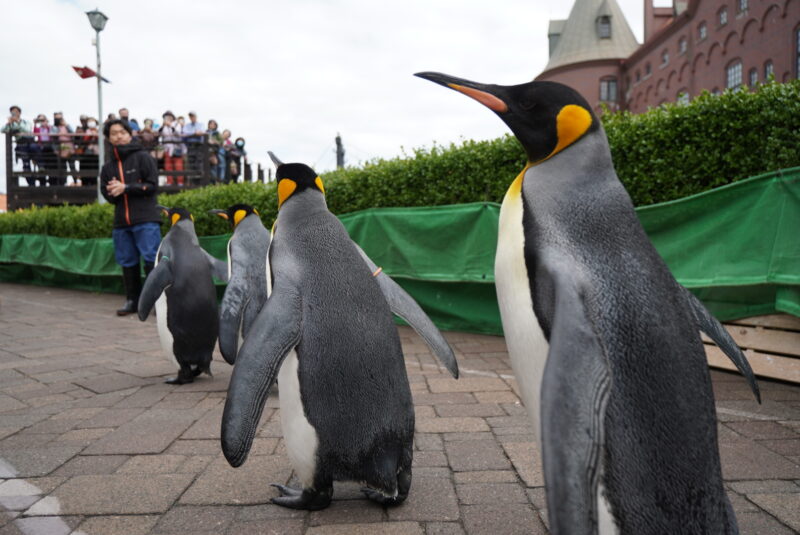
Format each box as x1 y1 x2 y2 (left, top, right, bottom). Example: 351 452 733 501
677 91 690 105
645 63 652 76
726 60 743 89
719 8 728 26
679 37 687 55
749 68 758 87
765 60 774 80
636 70 641 82
711 87 721 95
600 78 618 102
597 16 611 39
699 22 707 41
661 50 669 66
738 0 748 13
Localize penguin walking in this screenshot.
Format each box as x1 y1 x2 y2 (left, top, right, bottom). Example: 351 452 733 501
138 206 226 384
221 158 458 510
209 204 271 365
416 72 759 534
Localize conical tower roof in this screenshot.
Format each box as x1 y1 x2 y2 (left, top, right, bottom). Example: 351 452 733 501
543 0 639 73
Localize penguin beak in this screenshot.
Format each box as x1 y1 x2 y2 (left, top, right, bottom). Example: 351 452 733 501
415 72 508 113
209 209 229 220
156 204 170 217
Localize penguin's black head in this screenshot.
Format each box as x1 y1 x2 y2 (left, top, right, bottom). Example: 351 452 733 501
415 72 598 164
274 162 325 209
158 205 193 226
209 204 259 228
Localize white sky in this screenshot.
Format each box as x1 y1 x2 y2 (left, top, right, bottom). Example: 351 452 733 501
0 0 646 194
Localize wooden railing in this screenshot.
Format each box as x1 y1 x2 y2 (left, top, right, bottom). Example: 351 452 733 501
4 132 268 210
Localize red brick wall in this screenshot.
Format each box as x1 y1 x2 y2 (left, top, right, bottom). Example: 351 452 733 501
536 60 625 114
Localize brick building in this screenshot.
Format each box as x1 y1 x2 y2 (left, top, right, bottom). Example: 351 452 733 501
537 0 800 113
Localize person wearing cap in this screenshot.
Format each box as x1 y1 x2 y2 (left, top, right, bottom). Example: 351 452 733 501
181 111 205 182
158 111 185 186
2 106 34 186
100 119 161 316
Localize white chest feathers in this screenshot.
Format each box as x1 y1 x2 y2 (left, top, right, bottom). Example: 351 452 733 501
277 349 319 487
494 179 550 445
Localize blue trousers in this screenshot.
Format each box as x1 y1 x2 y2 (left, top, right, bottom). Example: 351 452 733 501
112 222 161 268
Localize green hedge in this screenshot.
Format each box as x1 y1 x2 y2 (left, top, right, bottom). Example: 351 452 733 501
2 80 798 238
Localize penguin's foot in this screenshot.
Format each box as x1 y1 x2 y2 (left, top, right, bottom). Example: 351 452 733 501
360 486 406 505
271 484 332 510
164 375 193 385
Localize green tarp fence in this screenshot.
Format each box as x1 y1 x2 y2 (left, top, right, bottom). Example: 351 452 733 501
2 167 798 335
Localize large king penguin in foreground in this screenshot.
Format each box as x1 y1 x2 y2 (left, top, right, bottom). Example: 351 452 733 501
138 206 227 384
416 73 760 534
221 159 458 510
209 204 270 364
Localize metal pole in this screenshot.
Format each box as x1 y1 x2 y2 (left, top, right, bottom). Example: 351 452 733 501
96 29 105 204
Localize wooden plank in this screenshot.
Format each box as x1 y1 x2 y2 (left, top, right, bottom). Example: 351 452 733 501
726 314 800 331
700 324 800 358
706 345 800 384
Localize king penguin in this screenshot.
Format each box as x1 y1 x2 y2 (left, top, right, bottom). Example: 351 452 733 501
138 206 226 384
416 72 759 534
221 158 458 510
209 204 270 364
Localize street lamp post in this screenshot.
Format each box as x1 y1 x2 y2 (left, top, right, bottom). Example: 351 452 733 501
86 9 108 204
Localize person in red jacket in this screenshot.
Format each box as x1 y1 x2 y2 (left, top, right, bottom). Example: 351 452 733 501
100 119 162 316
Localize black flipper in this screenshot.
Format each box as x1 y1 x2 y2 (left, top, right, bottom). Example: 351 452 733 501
540 268 611 535
221 283 302 467
137 259 173 321
202 249 229 283
218 271 248 365
354 244 459 378
683 287 760 402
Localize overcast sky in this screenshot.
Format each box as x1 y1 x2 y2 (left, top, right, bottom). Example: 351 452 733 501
1 0 652 194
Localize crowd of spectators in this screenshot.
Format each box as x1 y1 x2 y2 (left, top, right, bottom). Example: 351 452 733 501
3 105 248 187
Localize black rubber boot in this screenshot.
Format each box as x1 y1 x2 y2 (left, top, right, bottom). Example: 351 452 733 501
117 265 142 316
143 262 154 281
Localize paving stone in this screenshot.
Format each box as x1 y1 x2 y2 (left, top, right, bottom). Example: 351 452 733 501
0 396 27 413
153 392 208 410
416 418 489 434
735 511 797 535
443 432 494 442
52 455 128 476
414 434 443 451
428 377 508 394
726 421 799 440
720 439 800 480
115 455 186 474
235 503 308 521
180 407 226 439
501 441 544 487
412 393 477 406
113 386 169 408
165 439 220 456
424 522 465 535
461 503 545 535
387 476 459 522
0 445 83 477
177 455 214 474
457 483 529 504
760 439 800 457
5 516 79 535
727 490 760 514
36 474 193 514
82 413 196 455
445 440 510 472
454 471 518 484
152 505 237 533
413 451 448 467
485 416 531 429
730 480 800 494
307 522 423 535
435 404 505 418
179 454 292 505
75 408 145 429
225 519 305 534
308 498 385 525
716 400 800 422
76 515 159 535
56 427 113 445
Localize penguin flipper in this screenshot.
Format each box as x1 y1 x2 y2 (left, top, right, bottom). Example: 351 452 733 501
137 260 173 321
683 287 760 402
354 244 459 378
202 249 229 283
221 284 302 468
218 272 249 365
540 273 611 534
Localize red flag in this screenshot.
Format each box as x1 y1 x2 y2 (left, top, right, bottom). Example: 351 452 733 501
72 66 111 83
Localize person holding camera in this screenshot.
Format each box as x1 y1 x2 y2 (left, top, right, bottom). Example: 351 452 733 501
158 111 185 186
2 106 34 186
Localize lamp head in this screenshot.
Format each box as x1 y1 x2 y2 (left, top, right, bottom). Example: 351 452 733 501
86 9 108 32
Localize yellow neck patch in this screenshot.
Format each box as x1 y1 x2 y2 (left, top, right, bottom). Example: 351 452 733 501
543 104 592 161
315 176 325 194
278 179 297 208
233 210 247 227
505 162 533 200
171 213 180 226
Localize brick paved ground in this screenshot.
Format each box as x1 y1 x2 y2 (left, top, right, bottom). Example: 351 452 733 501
0 282 798 534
